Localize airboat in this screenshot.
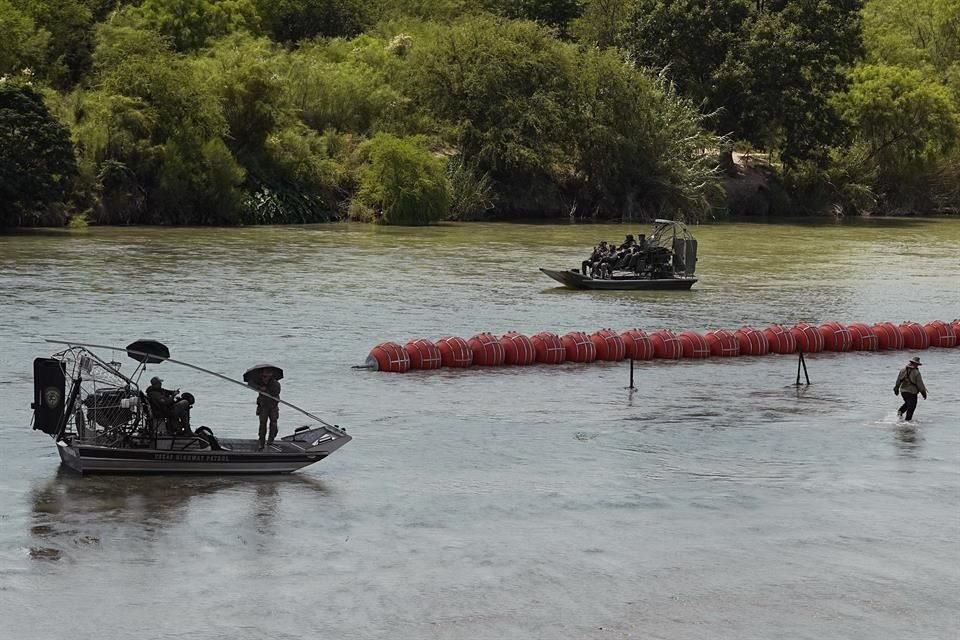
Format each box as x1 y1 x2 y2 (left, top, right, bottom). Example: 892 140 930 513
31 339 351 474
540 219 699 290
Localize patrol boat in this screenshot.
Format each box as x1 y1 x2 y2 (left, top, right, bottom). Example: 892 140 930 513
31 339 351 474
540 219 699 290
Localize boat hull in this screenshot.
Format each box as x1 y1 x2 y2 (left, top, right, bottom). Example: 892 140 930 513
55 428 351 475
540 268 697 291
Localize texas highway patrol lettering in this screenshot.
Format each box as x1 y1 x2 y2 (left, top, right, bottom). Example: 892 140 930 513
154 453 229 463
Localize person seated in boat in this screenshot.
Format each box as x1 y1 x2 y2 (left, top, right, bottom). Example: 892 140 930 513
618 234 636 251
581 240 608 275
592 241 619 277
636 234 649 249
146 376 193 435
623 244 647 273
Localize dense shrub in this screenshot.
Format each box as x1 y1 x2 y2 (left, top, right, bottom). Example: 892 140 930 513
356 134 452 225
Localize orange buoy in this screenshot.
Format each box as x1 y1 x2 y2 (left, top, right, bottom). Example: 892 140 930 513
365 342 411 373
705 329 739 357
531 331 566 364
677 331 709 358
923 320 957 348
762 324 796 354
620 329 654 360
437 336 473 368
872 322 904 350
404 338 442 369
649 329 682 360
790 323 824 353
898 321 930 349
846 323 879 351
735 326 769 356
468 332 505 366
819 321 853 352
591 329 626 361
562 331 597 363
500 332 536 365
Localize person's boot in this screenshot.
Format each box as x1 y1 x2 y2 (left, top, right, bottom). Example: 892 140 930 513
257 439 265 451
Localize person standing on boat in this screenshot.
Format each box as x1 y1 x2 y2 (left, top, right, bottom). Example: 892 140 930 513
255 370 281 449
146 376 192 435
894 356 928 421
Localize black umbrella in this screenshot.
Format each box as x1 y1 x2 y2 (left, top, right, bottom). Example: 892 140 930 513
126 339 170 363
243 363 284 384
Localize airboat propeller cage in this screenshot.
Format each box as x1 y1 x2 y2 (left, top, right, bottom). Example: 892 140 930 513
651 219 698 276
126 339 170 363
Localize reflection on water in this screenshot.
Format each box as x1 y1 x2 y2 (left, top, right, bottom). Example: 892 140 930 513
28 469 327 561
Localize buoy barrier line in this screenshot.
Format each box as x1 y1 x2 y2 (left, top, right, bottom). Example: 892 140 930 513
925 320 958 348
366 342 411 373
899 321 930 349
437 336 472 368
621 329 654 360
678 331 710 359
735 326 769 356
706 329 739 357
763 324 796 355
532 331 565 364
562 331 597 363
791 323 824 353
847 323 878 351
366 320 958 372
404 338 442 369
501 332 536 365
650 330 682 360
873 322 903 350
469 332 506 366
591 329 626 361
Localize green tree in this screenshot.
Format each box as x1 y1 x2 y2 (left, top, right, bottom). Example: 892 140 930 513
570 53 723 220
74 23 245 223
408 16 576 189
483 0 583 38
0 81 77 226
835 64 959 177
133 0 260 51
284 37 411 136
0 0 50 76
624 0 864 167
13 0 95 87
254 0 369 43
356 133 452 225
570 0 636 48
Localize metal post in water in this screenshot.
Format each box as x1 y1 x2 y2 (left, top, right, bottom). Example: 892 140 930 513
628 358 636 390
795 351 810 386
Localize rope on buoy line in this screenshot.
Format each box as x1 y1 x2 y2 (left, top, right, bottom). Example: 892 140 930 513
362 319 960 373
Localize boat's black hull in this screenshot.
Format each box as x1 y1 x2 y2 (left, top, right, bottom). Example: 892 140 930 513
56 427 351 474
540 268 697 290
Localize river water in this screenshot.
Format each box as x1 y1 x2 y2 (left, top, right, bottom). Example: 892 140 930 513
0 219 958 639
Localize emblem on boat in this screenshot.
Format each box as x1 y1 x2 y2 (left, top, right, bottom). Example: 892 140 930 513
43 386 62 409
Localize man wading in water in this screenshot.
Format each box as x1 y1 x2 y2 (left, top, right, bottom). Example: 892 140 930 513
894 356 928 421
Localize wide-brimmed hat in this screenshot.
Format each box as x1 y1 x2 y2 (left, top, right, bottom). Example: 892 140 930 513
909 356 922 366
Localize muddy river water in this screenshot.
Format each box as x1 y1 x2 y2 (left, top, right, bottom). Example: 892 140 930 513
0 219 958 639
